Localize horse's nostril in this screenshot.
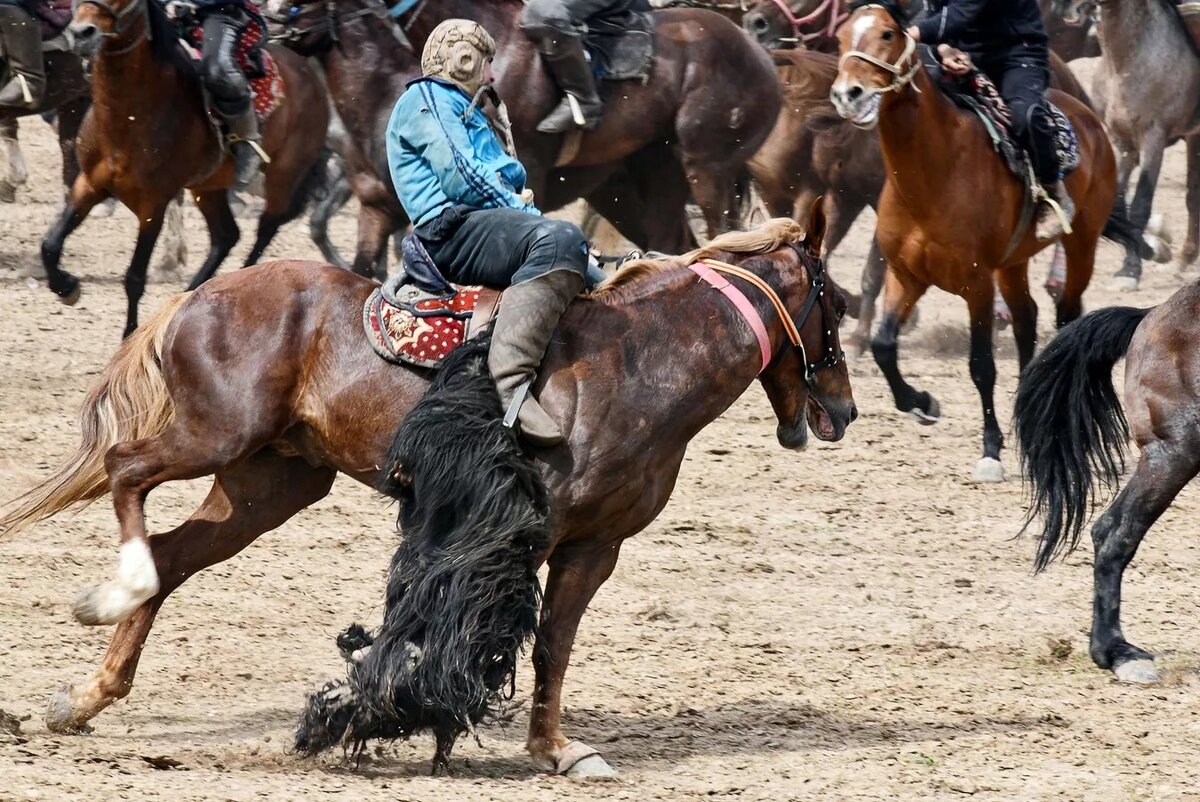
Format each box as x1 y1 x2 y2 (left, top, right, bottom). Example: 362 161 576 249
847 85 864 102
70 22 98 39
750 15 768 32
850 405 860 423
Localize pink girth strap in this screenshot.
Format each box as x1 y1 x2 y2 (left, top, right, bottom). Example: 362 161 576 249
689 262 772 374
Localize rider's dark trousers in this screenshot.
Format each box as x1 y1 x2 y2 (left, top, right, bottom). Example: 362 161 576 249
978 44 1061 186
199 7 250 118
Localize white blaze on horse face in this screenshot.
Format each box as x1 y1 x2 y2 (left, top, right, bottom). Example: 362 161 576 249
850 13 877 50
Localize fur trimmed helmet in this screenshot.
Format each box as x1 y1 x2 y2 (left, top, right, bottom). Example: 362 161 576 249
420 19 497 95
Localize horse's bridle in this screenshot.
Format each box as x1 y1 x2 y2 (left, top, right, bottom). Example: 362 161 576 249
697 244 845 388
838 7 921 95
766 0 848 45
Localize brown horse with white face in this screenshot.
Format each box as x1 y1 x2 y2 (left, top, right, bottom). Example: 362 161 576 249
40 0 329 337
1 211 855 777
829 0 1132 481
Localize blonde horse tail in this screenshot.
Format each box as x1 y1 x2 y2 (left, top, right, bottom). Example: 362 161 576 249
0 292 191 537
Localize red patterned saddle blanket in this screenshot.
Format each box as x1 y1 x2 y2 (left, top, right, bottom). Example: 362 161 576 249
181 7 285 120
364 284 501 369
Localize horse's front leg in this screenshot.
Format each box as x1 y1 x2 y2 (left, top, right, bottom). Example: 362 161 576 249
1115 129 1167 286
871 268 936 420
527 542 622 779
121 205 168 338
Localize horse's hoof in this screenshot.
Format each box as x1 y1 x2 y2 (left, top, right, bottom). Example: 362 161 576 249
972 457 1005 483
45 684 91 734
1145 233 1172 264
55 280 82 307
555 741 618 780
1113 659 1159 684
0 180 15 204
907 397 941 426
1110 275 1139 292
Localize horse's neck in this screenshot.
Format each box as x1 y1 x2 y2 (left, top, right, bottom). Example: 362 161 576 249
89 33 174 126
1097 0 1180 70
565 272 764 438
322 18 417 151
875 69 963 211
412 0 522 50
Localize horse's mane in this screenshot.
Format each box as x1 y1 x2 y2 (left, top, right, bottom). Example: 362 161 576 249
145 0 190 69
591 218 807 296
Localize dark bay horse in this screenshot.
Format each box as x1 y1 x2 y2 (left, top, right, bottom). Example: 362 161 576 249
41 0 329 336
398 0 783 248
0 49 89 202
0 212 856 777
1014 283 1200 685
831 2 1132 481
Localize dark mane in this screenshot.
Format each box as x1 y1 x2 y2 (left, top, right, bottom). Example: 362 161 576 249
145 0 190 70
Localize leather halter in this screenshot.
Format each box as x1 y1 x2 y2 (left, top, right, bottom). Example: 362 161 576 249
689 246 844 387
766 0 848 46
838 8 922 94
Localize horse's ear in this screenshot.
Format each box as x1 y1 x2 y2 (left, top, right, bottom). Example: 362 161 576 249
803 196 826 257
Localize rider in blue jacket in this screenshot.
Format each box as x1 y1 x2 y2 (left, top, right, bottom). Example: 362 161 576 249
386 19 591 448
908 0 1074 240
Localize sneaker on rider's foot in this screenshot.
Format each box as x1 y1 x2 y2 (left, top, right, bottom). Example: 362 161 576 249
1036 179 1075 241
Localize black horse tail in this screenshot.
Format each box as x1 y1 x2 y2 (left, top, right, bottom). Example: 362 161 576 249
1014 305 1151 572
295 334 551 769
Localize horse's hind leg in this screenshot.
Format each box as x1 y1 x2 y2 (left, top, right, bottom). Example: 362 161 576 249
964 284 1005 481
1089 445 1200 684
526 542 622 779
1115 129 1167 285
186 189 239 291
1056 211 1100 327
120 205 169 337
1178 134 1199 269
850 237 887 356
47 451 336 733
1 117 26 201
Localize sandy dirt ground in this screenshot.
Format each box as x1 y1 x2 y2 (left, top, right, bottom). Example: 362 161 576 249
1 60 1199 801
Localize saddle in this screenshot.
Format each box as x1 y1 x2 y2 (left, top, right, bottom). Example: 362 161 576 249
178 5 285 121
363 236 502 369
936 68 1080 186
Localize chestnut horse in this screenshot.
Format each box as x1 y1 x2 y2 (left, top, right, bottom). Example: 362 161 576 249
395 0 783 248
830 1 1134 481
1014 285 1200 685
0 213 856 777
41 0 329 337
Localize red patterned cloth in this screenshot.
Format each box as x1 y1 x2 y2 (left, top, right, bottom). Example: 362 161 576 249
364 285 486 368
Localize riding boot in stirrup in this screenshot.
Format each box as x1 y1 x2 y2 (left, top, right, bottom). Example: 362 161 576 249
535 36 603 135
1036 178 1076 241
226 108 264 190
488 269 584 447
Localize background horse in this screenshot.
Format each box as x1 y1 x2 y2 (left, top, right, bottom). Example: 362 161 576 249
831 3 1132 481
1055 0 1200 287
1014 282 1200 686
40 0 329 336
0 49 89 202
0 211 855 777
396 0 782 249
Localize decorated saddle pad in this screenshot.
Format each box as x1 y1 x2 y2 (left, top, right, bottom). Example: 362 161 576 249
939 70 1080 185
364 282 489 369
181 5 285 120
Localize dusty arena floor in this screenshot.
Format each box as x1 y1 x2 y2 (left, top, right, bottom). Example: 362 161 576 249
2 70 1199 801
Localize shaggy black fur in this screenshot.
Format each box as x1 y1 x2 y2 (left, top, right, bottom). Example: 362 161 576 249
295 335 551 772
1013 306 1149 572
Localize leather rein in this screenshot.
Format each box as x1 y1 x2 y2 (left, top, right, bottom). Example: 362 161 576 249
690 243 844 387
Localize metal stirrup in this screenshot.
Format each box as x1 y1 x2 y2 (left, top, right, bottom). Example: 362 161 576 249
503 379 533 429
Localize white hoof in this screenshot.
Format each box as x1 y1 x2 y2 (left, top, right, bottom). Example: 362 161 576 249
44 684 89 734
1113 659 1159 684
565 754 618 780
1110 275 1139 292
1146 233 1172 264
973 457 1005 482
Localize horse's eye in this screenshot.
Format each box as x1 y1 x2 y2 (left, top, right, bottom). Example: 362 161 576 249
881 29 894 41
